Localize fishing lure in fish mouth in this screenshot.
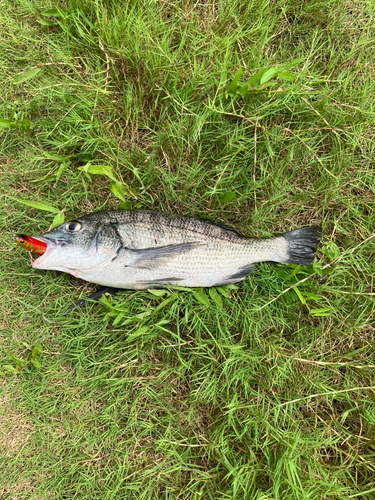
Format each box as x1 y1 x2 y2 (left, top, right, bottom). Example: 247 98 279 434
14 234 47 256
14 209 322 311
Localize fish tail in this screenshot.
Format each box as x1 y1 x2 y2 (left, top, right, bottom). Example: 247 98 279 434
281 226 321 266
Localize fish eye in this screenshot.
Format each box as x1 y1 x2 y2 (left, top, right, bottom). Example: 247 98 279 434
65 221 82 232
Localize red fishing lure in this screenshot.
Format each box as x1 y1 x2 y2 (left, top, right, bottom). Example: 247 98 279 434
14 234 47 255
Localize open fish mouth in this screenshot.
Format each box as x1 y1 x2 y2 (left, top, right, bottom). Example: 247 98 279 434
14 234 61 267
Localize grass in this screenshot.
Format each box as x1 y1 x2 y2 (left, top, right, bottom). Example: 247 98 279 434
0 0 375 498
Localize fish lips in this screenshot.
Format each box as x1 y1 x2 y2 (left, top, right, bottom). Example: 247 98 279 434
30 235 66 269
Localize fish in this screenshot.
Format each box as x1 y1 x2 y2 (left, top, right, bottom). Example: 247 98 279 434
15 210 321 292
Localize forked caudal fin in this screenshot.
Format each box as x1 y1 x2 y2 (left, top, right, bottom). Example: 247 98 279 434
281 226 321 266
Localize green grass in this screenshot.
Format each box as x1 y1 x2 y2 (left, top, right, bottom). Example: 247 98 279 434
1 0 375 498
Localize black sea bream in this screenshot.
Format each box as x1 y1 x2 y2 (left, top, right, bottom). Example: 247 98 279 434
16 210 321 289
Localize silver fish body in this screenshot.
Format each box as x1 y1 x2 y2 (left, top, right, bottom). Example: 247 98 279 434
30 210 321 289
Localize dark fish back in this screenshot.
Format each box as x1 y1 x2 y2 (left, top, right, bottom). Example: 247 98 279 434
83 210 245 248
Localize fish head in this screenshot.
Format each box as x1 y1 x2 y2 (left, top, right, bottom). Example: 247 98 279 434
29 213 122 277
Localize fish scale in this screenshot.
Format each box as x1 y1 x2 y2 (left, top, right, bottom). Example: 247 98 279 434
15 210 321 290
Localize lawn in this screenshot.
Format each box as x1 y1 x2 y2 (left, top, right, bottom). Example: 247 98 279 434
1 0 375 498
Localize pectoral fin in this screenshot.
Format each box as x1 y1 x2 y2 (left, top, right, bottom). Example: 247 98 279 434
127 242 199 270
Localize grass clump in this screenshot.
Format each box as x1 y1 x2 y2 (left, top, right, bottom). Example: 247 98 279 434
0 0 375 498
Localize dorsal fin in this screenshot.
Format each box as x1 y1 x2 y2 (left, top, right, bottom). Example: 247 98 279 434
202 219 242 236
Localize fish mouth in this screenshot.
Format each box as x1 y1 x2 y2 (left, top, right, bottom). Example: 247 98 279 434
28 236 64 268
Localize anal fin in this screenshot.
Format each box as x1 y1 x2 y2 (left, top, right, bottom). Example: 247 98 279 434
136 277 183 284
216 263 256 286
